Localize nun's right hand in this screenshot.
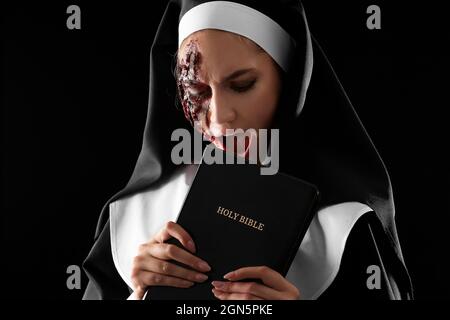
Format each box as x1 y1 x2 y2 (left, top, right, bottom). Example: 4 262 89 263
130 221 211 299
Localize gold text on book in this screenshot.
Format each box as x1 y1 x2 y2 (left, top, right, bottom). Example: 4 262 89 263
217 206 264 231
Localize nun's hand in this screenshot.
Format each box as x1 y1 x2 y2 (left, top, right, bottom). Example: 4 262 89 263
130 221 211 299
211 266 300 300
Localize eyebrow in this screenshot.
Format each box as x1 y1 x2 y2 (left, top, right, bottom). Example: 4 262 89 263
222 68 256 82
184 68 256 86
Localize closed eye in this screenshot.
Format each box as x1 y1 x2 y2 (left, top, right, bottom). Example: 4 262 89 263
231 79 256 93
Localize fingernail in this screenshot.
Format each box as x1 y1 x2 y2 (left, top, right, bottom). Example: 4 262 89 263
198 261 211 271
223 271 234 280
195 273 208 282
187 240 196 252
212 281 223 288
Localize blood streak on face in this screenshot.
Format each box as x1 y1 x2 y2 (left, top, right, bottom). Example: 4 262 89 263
177 40 214 141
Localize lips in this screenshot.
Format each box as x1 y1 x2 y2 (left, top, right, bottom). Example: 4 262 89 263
211 130 256 159
207 124 234 139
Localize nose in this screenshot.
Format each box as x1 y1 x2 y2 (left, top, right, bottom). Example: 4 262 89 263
208 88 236 127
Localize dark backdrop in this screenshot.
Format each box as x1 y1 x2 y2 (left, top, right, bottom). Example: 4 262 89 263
2 1 448 299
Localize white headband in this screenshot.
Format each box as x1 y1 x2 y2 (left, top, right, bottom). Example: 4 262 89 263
178 1 294 72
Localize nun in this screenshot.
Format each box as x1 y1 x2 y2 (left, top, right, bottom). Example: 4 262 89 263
82 0 413 300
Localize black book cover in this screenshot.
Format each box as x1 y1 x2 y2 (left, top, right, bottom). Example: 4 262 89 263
146 146 320 300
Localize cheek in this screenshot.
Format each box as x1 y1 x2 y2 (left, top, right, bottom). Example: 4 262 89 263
239 84 279 129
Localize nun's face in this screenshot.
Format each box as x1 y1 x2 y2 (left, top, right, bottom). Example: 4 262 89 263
177 29 282 151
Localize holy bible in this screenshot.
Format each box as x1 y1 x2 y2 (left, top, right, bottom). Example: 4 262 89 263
146 146 319 300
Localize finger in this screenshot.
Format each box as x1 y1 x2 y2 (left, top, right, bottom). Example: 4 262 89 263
212 288 263 300
212 281 283 300
150 221 196 253
146 243 211 272
223 266 290 291
136 255 208 283
133 270 194 289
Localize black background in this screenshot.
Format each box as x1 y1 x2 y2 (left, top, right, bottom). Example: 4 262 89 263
2 1 449 299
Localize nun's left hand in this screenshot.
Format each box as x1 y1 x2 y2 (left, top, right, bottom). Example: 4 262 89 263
211 266 300 300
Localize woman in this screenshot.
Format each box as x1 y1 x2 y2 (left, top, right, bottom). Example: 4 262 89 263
83 0 413 300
